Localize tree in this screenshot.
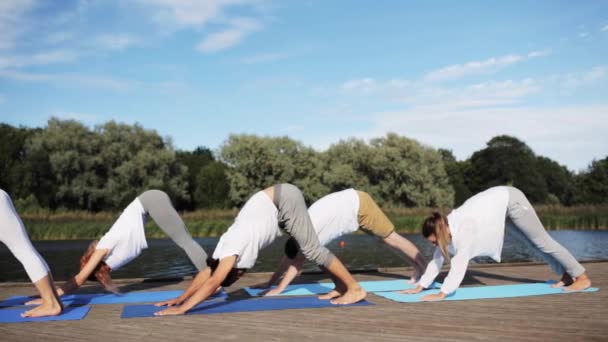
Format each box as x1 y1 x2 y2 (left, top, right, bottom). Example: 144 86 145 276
194 161 231 208
535 156 575 205
176 146 216 209
438 149 472 206
0 124 36 199
220 134 327 205
574 156 608 204
465 135 548 203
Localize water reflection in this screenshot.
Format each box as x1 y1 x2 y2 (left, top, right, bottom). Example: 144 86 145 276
0 230 606 281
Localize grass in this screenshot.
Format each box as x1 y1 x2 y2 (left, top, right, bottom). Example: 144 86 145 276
20 205 608 240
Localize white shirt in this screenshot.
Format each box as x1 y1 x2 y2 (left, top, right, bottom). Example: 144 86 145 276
309 189 360 245
419 186 510 294
212 191 282 269
96 198 148 270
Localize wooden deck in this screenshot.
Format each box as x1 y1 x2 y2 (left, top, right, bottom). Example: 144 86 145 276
1 261 606 341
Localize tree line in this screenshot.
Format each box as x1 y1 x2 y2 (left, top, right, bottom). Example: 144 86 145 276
1 119 606 212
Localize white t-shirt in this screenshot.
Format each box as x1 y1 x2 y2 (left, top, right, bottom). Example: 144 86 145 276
309 188 360 245
212 191 281 269
96 198 148 270
419 186 510 294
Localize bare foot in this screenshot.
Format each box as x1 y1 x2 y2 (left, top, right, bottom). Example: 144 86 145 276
21 301 63 318
565 274 591 291
551 281 565 288
330 287 367 305
318 289 343 300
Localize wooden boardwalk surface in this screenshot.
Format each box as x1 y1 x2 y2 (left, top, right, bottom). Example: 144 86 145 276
0 261 606 341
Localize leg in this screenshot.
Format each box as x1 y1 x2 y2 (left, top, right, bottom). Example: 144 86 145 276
274 184 366 304
0 190 62 317
139 190 208 271
506 187 590 290
357 191 426 280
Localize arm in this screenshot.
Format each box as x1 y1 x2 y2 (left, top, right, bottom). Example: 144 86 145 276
60 249 109 296
264 253 306 296
251 256 293 289
155 255 237 316
401 247 443 294
155 268 212 307
383 232 427 281
421 251 470 301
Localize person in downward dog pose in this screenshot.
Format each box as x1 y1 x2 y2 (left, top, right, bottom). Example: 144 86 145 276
154 184 367 316
252 188 427 297
28 189 207 302
0 189 63 317
403 186 592 301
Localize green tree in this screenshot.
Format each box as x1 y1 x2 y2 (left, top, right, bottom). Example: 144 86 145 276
0 124 36 199
574 156 608 204
438 149 472 206
220 134 327 205
194 161 231 208
176 146 215 209
535 156 575 205
465 135 548 203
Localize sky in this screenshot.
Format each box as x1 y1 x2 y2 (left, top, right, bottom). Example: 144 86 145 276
0 0 607 172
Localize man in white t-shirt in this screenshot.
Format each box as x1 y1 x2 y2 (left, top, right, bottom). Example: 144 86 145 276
154 184 367 316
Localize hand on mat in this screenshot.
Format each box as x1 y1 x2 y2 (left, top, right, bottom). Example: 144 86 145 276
154 306 185 316
155 298 181 307
261 288 283 296
421 293 446 302
400 284 423 294
250 281 271 289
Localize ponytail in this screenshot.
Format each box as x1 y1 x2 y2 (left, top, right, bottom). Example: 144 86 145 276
421 212 451 262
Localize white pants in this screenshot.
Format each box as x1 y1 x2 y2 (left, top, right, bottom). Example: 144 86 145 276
0 189 49 283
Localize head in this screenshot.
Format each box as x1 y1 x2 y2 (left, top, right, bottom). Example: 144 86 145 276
421 212 452 261
206 257 247 287
80 240 117 293
284 237 300 260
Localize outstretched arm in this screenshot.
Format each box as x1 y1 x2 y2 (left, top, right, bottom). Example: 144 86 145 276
60 248 109 295
155 255 237 316
421 251 470 301
155 267 212 307
383 232 427 281
401 247 443 294
250 256 293 290
264 253 306 296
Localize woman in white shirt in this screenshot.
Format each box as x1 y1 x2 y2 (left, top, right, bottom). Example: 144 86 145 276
404 186 591 301
0 189 63 317
154 184 367 316
30 190 208 299
252 188 427 297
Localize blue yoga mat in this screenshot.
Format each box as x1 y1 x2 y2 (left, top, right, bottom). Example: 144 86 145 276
122 296 373 318
0 289 226 307
374 282 599 303
0 306 91 323
245 279 441 296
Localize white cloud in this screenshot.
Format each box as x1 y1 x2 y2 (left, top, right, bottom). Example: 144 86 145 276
197 17 261 53
528 49 552 58
424 54 524 82
0 50 78 69
141 0 248 28
96 34 139 50
0 0 36 50
342 78 378 94
558 65 607 88
0 69 132 91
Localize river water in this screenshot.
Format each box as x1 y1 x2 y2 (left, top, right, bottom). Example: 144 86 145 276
0 230 606 281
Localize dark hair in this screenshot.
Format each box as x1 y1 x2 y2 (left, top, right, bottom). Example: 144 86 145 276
284 237 300 259
206 257 246 287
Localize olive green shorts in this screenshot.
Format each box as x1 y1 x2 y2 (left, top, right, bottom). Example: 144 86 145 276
356 191 395 239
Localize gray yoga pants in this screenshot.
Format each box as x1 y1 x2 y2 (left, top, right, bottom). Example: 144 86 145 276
505 187 585 277
273 184 334 267
138 190 208 271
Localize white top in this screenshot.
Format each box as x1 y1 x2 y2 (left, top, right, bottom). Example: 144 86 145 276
309 189 360 245
96 198 148 270
212 191 282 269
419 186 510 294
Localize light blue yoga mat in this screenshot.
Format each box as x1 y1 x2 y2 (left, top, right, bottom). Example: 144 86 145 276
0 289 227 307
122 296 373 318
0 306 91 323
374 283 599 303
245 279 441 296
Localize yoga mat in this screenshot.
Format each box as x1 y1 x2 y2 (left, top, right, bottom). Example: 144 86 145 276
0 289 226 307
122 296 373 318
0 306 91 323
245 279 441 296
374 283 599 303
